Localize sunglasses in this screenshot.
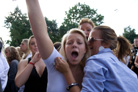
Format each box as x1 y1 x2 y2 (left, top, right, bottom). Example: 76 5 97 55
88 37 103 43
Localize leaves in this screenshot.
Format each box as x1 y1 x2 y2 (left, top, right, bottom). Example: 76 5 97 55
59 3 104 37
123 26 138 43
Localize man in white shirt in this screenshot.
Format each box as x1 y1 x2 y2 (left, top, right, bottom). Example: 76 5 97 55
0 39 9 91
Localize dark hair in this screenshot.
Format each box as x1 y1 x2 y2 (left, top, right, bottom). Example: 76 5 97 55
54 42 61 51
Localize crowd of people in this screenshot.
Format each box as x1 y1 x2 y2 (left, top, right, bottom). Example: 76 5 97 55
0 0 138 92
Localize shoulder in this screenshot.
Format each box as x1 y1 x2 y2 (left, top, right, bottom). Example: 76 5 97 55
11 59 19 63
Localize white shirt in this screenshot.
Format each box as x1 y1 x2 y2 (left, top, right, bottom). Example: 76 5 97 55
44 47 67 92
0 53 9 91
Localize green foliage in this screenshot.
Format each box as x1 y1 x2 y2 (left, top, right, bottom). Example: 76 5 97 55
123 26 138 43
59 2 104 37
45 18 61 43
4 7 32 46
4 7 60 46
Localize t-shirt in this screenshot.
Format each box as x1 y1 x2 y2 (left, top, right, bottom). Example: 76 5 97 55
44 47 67 92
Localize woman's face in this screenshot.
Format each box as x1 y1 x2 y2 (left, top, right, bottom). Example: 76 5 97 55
29 38 38 54
65 33 86 65
88 29 103 56
80 23 93 39
5 49 10 58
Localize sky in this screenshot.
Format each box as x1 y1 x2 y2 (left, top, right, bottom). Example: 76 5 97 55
0 0 138 47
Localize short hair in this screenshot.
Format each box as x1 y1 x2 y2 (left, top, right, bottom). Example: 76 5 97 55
59 28 90 67
94 25 117 50
78 18 95 28
28 35 35 49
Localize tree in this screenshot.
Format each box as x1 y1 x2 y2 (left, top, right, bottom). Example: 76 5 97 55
123 26 138 43
4 7 32 46
59 3 104 37
45 18 61 43
4 7 60 46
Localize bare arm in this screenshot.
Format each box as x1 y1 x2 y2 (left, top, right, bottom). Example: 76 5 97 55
26 0 53 59
15 60 33 87
55 57 80 92
15 52 41 87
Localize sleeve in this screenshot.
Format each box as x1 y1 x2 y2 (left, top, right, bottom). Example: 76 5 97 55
81 59 107 92
0 53 9 91
8 60 18 81
43 47 67 92
43 47 63 71
5 60 19 92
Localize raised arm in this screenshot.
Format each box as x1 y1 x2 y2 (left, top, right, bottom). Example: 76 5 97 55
26 0 53 59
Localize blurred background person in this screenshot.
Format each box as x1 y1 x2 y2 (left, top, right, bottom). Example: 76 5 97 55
128 37 138 76
113 36 132 65
15 35 47 92
0 38 9 92
4 46 20 92
78 18 95 39
20 39 32 60
54 42 61 52
16 47 23 59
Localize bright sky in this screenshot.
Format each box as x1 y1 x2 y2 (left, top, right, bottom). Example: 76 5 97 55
0 0 138 47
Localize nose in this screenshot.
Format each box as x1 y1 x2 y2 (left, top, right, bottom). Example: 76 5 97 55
72 42 77 48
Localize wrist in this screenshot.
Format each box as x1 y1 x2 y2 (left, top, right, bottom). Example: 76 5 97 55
66 82 80 91
29 62 35 66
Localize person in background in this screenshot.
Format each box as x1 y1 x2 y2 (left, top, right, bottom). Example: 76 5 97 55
15 35 47 92
15 47 23 59
18 39 32 92
54 42 61 51
0 38 9 92
134 52 138 67
4 46 20 92
55 26 138 92
20 39 32 60
78 18 95 39
113 36 132 65
128 37 138 76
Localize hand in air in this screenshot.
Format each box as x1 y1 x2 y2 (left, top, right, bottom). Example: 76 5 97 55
55 57 70 74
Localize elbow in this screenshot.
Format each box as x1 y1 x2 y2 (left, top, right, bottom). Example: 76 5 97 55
15 78 22 88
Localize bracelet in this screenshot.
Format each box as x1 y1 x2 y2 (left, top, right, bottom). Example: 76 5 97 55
29 62 35 66
66 82 79 91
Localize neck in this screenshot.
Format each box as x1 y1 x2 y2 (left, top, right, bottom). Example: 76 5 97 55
69 64 83 74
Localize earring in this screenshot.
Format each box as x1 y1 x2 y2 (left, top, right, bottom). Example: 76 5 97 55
99 46 104 52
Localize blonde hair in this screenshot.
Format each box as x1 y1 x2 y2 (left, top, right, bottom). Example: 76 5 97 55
21 39 31 59
78 18 95 28
59 28 90 67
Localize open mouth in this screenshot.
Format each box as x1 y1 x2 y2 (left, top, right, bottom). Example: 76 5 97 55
71 51 79 59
